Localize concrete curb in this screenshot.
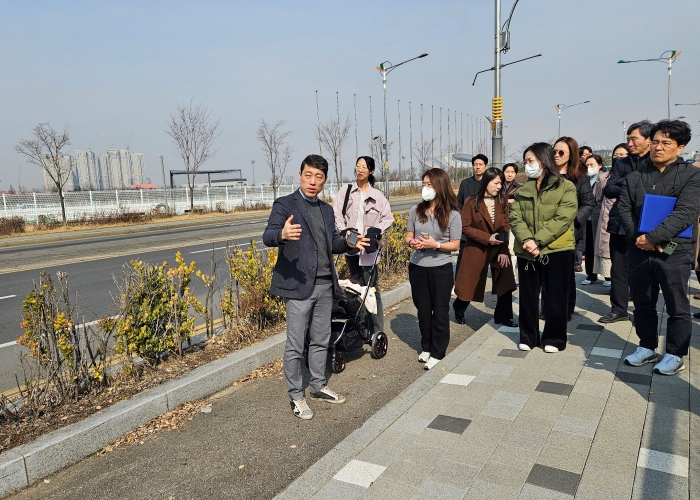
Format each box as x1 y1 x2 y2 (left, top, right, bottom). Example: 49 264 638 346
0 280 412 498
273 320 497 500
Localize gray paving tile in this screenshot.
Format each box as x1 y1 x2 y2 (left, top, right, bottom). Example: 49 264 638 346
578 465 635 497
552 415 598 438
489 443 540 472
518 484 573 500
482 362 517 375
389 414 432 436
359 476 417 500
500 428 548 452
412 427 462 450
537 431 593 475
574 485 628 500
399 443 447 467
615 371 652 386
535 381 574 396
409 479 467 500
443 443 493 468
479 402 523 421
576 324 604 331
380 459 433 487
428 414 472 434
464 479 520 499
631 467 689 500
526 464 581 496
427 459 480 490
499 349 529 358
476 461 530 491
312 478 366 500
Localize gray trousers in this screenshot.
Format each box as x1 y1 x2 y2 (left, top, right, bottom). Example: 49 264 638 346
284 282 333 400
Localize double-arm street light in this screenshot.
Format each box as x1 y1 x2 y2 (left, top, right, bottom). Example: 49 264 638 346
618 50 681 119
377 53 428 199
555 101 590 137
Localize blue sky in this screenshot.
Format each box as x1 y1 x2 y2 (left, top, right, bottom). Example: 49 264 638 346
1 0 699 189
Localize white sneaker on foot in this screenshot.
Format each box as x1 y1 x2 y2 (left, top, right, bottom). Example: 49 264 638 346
418 351 430 363
518 344 531 351
424 357 440 370
309 386 346 404
603 280 612 287
290 398 313 420
581 279 593 285
544 345 559 353
654 353 685 375
624 347 657 367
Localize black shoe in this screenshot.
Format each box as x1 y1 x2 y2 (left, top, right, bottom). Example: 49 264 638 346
574 264 583 273
496 319 519 328
539 312 546 321
694 312 700 319
598 312 629 324
453 305 466 324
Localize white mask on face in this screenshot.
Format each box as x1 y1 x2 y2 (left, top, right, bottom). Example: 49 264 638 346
422 186 437 201
587 167 599 177
524 163 543 179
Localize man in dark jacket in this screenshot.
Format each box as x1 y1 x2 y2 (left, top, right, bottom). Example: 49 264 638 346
263 154 366 419
619 120 700 375
599 120 652 323
455 154 488 275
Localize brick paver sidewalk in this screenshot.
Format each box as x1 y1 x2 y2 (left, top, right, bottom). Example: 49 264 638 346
276 281 700 499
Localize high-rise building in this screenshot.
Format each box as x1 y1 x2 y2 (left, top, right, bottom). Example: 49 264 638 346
40 150 147 191
73 150 100 190
130 152 146 186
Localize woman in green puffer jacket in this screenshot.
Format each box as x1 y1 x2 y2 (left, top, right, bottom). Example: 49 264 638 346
509 142 578 353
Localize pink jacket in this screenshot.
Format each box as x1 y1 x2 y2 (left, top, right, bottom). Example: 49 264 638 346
333 182 394 265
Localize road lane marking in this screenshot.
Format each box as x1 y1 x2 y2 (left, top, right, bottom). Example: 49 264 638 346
0 295 17 300
189 240 266 254
190 246 228 254
0 341 17 349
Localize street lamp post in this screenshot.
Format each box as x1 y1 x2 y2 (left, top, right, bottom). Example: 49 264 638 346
621 121 628 143
377 53 428 199
251 160 255 186
618 50 681 119
555 101 590 137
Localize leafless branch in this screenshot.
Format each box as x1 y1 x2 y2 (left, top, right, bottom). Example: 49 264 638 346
316 115 352 185
256 119 293 198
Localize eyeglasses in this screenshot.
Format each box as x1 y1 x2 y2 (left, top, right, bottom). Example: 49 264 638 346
651 140 677 149
553 149 568 157
355 166 369 172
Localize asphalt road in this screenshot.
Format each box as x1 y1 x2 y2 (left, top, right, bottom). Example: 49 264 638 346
0 197 419 393
9 296 498 500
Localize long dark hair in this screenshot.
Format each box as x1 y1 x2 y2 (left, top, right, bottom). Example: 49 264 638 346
356 156 376 186
523 142 561 191
474 168 506 209
612 143 630 168
555 136 585 184
416 168 458 232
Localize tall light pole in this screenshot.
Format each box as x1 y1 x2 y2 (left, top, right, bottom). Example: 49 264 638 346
251 160 256 186
555 101 590 137
621 121 628 142
618 50 681 119
158 156 168 208
377 53 428 199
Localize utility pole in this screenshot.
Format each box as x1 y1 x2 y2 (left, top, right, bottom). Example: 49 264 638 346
158 156 168 208
251 160 256 186
316 90 322 155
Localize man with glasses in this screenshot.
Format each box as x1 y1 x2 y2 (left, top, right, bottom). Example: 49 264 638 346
599 121 652 324
618 120 700 375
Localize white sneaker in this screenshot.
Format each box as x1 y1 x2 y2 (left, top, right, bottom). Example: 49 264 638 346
518 344 531 351
603 280 612 287
418 351 430 363
654 353 685 375
624 347 657 367
544 345 559 353
309 386 346 404
424 357 440 370
291 398 313 420
581 279 593 285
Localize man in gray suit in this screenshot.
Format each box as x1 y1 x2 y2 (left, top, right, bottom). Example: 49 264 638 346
263 154 367 420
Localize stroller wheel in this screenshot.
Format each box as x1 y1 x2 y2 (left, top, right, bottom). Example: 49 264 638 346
371 332 388 359
332 353 346 374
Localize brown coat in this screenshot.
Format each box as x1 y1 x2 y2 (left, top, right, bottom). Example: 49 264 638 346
455 196 517 302
593 171 613 259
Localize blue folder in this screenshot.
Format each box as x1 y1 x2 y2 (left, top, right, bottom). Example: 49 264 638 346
638 194 693 238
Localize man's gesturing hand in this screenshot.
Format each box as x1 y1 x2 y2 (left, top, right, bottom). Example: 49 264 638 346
281 215 302 241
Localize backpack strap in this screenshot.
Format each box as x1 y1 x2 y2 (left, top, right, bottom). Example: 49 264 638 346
341 183 353 224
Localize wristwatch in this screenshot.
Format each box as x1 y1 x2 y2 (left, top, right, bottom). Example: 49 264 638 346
436 242 441 251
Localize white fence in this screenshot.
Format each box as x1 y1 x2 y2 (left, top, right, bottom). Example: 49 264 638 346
1 181 423 222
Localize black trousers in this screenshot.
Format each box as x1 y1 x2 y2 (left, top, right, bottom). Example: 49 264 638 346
346 255 384 331
453 291 514 323
628 249 692 357
540 250 577 317
609 234 629 316
409 263 454 359
584 220 596 280
519 252 571 350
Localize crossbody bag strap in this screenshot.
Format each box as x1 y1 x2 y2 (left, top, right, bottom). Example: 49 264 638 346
341 183 353 224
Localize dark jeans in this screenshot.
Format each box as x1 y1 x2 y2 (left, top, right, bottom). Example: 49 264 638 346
519 252 571 350
609 234 629 316
346 255 384 331
628 249 692 357
409 263 454 359
540 250 577 317
584 220 595 280
453 291 514 323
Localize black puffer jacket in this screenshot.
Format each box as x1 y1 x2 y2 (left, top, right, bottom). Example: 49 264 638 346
618 157 700 252
604 153 650 235
564 173 595 241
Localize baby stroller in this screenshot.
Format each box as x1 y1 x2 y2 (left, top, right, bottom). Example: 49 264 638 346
330 251 388 374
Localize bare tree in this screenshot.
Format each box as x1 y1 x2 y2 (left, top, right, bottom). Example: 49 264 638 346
15 123 75 225
257 119 293 199
316 114 352 186
368 137 394 182
412 138 436 177
165 99 221 210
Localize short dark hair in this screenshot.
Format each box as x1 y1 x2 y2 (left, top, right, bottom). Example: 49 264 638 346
627 120 653 139
586 154 603 166
300 154 328 176
580 146 592 155
649 120 692 147
472 154 489 165
503 163 518 174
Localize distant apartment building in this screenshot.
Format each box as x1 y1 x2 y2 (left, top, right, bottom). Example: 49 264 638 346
44 150 147 191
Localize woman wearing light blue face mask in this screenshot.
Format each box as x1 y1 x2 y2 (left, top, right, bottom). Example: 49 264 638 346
405 169 461 370
509 143 578 353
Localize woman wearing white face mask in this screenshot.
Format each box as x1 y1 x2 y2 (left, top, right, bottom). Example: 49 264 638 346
581 154 604 284
510 143 578 353
405 168 461 370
